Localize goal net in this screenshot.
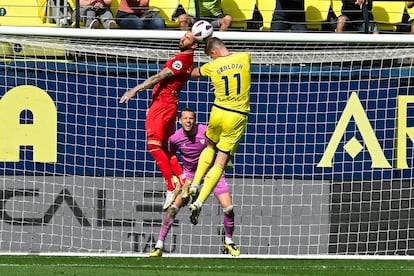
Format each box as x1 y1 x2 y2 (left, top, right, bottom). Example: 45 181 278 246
1 27 414 257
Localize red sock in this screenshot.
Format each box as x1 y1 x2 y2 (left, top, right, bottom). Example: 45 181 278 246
148 144 174 191
168 153 186 187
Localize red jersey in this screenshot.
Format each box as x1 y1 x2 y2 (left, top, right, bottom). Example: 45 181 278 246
151 51 194 104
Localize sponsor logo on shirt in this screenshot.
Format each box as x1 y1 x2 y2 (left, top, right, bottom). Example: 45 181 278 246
172 60 183 70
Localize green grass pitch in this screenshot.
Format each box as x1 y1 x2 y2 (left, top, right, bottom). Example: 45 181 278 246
0 255 414 275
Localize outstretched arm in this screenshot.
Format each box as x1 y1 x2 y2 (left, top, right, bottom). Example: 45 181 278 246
119 68 174 103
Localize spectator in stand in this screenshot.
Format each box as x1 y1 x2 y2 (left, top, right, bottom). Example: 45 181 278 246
79 0 118 29
407 1 414 33
177 0 232 31
336 0 378 33
116 0 165 29
270 0 308 32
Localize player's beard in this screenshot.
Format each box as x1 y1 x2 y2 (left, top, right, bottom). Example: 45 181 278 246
179 42 194 52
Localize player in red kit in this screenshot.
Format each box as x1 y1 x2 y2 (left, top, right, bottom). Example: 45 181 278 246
119 31 199 210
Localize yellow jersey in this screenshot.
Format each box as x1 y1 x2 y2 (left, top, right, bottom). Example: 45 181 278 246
200 52 251 114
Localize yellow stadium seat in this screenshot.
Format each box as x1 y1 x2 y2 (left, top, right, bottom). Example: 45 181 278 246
69 0 179 28
332 0 405 32
256 0 276 31
179 0 189 12
330 0 342 18
0 0 55 27
176 0 254 30
305 0 331 31
37 0 47 20
110 0 120 17
66 0 76 9
407 2 414 30
221 0 255 29
149 0 180 28
372 1 405 32
407 1 414 14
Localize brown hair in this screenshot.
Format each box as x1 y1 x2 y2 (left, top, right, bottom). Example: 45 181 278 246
180 107 195 117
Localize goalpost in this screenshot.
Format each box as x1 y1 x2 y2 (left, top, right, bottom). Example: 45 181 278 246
1 26 414 257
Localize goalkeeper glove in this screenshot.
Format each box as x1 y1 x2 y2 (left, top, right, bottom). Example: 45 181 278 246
181 179 192 206
189 182 200 203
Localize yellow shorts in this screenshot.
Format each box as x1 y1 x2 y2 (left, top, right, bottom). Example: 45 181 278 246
206 105 248 156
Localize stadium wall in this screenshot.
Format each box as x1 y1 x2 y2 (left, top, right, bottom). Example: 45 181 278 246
2 61 412 177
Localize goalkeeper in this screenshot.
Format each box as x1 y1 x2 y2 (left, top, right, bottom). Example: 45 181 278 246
149 108 240 257
188 37 251 226
119 31 199 211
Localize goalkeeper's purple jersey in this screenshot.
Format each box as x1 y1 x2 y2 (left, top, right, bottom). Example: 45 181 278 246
168 124 208 173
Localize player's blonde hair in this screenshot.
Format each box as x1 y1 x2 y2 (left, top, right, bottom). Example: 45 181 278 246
204 37 225 55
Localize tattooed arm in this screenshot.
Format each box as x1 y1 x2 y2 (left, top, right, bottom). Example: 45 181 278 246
119 68 174 103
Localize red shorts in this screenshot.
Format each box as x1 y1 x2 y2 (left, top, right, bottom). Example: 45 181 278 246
145 100 178 145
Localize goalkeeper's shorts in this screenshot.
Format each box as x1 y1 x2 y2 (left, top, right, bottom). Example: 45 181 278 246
184 170 229 197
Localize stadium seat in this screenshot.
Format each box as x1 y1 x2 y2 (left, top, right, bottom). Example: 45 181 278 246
221 0 255 30
110 0 120 17
256 0 276 31
0 0 65 58
407 2 414 30
149 0 180 28
65 0 76 9
68 0 179 28
37 0 48 21
332 0 406 33
407 1 414 14
330 0 342 18
372 1 406 32
177 0 254 30
0 0 55 27
305 0 331 31
179 0 189 12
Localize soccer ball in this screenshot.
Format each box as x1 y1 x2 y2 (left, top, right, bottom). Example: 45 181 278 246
191 20 214 42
